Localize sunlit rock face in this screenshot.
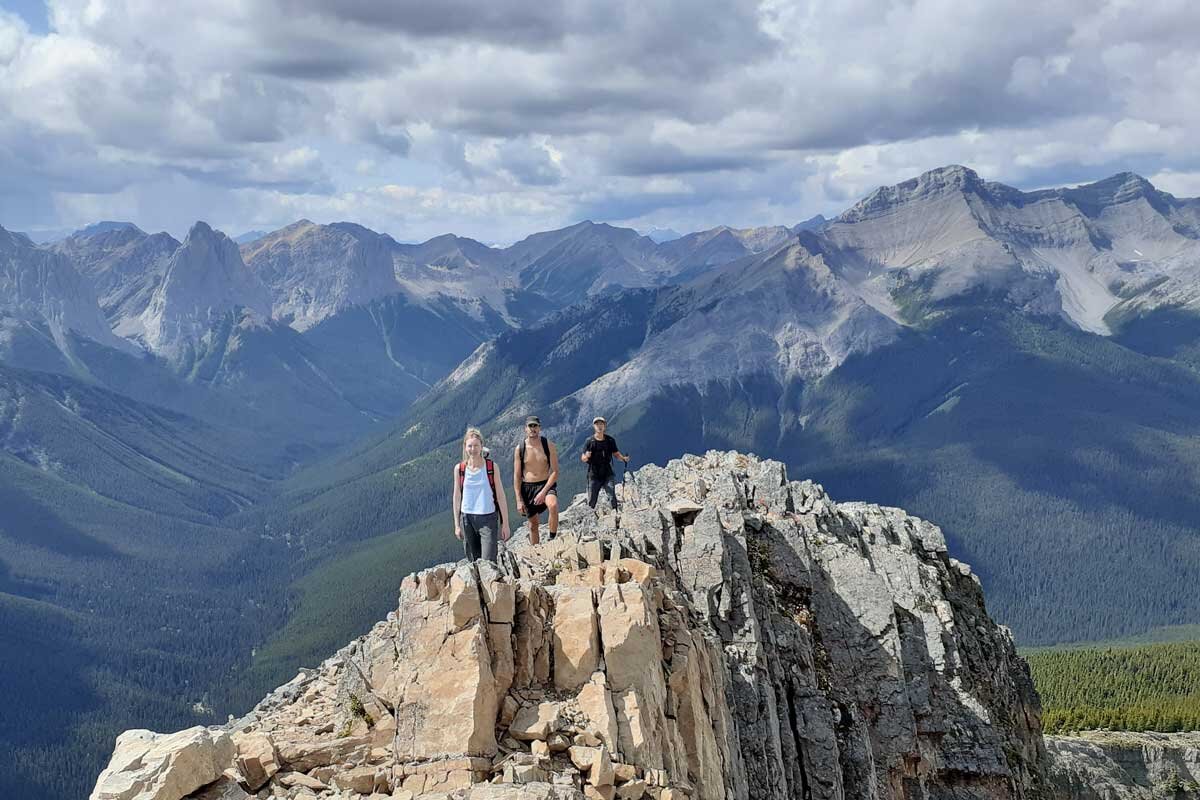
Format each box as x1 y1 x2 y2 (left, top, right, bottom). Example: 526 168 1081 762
91 451 1048 800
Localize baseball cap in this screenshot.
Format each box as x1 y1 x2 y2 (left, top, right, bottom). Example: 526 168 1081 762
525 415 541 426
592 416 606 424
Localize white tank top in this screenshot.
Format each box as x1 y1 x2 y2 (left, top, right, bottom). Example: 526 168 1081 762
461 462 496 515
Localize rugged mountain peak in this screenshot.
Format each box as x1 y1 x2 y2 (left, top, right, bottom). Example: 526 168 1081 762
241 218 400 331
817 165 1200 335
52 225 182 334
705 224 794 252
0 223 128 352
506 220 649 256
136 222 271 359
65 223 146 251
91 451 1047 800
71 220 144 239
839 164 986 223
1061 172 1164 215
643 226 683 243
565 237 898 414
505 220 671 306
793 213 828 233
234 229 269 245
405 233 497 264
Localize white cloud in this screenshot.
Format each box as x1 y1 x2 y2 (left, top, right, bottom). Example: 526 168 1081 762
1150 170 1200 199
0 0 1198 241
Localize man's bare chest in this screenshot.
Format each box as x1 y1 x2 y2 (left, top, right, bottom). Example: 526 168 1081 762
522 444 550 478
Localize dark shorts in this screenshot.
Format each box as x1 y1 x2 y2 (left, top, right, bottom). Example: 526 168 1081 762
520 480 557 517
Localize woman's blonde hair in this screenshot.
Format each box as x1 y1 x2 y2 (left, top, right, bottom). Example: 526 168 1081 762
462 427 484 461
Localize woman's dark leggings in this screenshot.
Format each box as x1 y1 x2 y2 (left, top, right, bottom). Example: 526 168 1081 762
461 511 499 562
588 475 617 509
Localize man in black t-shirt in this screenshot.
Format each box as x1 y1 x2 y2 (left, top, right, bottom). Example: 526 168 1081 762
581 416 629 510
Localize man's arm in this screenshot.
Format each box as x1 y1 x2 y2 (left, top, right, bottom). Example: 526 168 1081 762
547 442 559 486
613 437 629 462
513 447 524 514
493 462 510 539
452 465 463 539
534 441 560 504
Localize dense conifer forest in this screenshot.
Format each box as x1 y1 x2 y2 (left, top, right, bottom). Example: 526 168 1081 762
1028 641 1200 733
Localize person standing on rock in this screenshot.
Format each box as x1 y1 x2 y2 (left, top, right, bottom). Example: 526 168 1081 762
452 428 510 562
581 416 629 511
513 416 559 544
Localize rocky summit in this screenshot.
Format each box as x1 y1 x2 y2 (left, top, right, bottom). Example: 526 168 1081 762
91 451 1048 800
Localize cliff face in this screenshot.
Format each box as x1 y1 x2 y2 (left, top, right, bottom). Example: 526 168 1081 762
1045 733 1200 800
91 451 1048 800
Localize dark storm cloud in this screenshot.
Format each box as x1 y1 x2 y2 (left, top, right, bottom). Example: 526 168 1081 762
251 52 385 81
284 0 575 47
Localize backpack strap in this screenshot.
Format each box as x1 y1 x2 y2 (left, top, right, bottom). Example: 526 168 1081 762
519 440 525 475
541 435 550 460
457 461 466 489
485 458 500 517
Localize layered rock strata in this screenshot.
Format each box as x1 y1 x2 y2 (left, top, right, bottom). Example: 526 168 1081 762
92 451 1048 800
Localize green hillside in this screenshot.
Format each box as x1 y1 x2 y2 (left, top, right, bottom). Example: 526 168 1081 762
1027 640 1200 733
0 370 297 800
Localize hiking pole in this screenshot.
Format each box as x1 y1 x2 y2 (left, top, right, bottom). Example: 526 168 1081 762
619 456 633 514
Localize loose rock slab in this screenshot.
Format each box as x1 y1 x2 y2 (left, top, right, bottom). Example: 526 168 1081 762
91 727 234 800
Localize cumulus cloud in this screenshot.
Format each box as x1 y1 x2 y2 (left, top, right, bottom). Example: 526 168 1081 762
1 0 1198 242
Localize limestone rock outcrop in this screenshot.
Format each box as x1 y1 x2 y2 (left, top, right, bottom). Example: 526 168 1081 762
1046 732 1200 800
91 451 1049 800
90 727 235 800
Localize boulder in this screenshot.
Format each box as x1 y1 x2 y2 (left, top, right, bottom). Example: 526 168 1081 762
574 672 619 753
275 734 370 771
551 587 600 689
509 701 564 741
331 765 379 793
231 732 278 790
91 727 235 800
569 746 615 787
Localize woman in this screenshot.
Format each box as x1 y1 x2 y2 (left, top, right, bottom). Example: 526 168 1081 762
452 428 510 562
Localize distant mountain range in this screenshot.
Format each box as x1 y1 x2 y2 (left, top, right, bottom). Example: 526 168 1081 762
252 165 1200 648
5 166 1200 800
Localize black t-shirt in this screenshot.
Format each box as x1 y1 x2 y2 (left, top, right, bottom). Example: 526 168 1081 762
584 435 619 480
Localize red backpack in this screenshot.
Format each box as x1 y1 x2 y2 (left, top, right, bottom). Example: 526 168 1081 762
458 459 499 511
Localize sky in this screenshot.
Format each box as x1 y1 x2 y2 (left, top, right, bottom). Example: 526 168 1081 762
1 0 1199 244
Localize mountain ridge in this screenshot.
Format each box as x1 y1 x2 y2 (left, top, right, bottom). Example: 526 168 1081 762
89 451 1050 800
25 164 1199 365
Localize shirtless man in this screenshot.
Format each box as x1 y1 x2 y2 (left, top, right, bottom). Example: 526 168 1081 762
513 415 559 544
